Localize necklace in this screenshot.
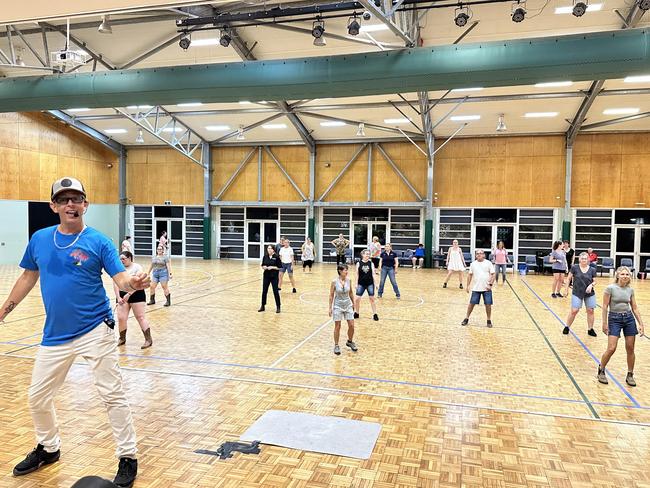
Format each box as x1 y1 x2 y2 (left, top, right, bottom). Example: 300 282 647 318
53 225 87 250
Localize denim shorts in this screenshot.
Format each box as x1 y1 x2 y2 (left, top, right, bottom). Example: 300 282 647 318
356 283 375 297
280 262 293 274
571 294 597 310
608 311 638 337
470 290 493 305
152 268 169 283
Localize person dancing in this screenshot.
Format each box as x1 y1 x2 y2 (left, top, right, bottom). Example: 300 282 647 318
113 251 153 348
147 245 172 306
354 250 379 321
562 252 597 337
443 239 466 289
259 245 282 313
329 264 357 355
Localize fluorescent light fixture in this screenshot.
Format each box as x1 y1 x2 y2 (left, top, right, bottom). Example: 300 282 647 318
360 24 389 32
126 105 153 110
67 108 91 112
624 75 650 83
524 112 558 118
450 115 481 121
383 118 410 124
535 81 573 87
555 3 602 13
104 129 127 134
451 87 484 92
239 101 252 105
190 38 219 47
262 123 287 129
205 125 231 131
320 121 346 127
603 108 640 115
161 127 184 133
177 102 203 107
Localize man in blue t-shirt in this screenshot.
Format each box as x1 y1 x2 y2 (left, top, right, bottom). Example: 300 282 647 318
0 177 150 488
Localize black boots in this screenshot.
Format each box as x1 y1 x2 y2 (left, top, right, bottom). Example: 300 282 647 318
147 294 155 305
163 293 171 307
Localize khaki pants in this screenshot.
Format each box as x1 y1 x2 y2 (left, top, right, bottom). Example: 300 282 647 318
29 323 137 458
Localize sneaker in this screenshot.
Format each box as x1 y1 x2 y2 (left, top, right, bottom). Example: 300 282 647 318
597 367 608 385
114 457 138 488
626 372 637 387
396 295 401 300
461 318 469 326
487 320 493 328
373 314 379 321
443 283 447 288
346 340 358 352
459 284 463 289
353 312 359 319
276 308 281 314
377 294 382 299
13 444 60 476
334 345 341 355
278 288 282 291
587 329 597 337
551 293 557 298
257 306 265 312
557 293 564 298
292 288 297 293
562 326 570 335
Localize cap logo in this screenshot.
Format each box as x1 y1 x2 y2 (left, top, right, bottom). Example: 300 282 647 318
61 178 72 188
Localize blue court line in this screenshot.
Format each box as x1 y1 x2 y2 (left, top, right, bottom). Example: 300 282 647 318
520 279 641 408
119 352 649 411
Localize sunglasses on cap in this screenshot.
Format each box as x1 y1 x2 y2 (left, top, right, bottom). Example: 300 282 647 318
54 195 86 205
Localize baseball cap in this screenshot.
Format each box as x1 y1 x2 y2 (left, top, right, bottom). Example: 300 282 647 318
51 177 86 201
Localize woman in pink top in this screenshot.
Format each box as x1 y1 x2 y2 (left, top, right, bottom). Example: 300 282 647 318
491 241 510 284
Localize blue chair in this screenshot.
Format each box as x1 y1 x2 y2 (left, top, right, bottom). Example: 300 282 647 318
620 258 635 274
463 252 472 267
645 260 650 273
344 247 353 264
600 257 614 276
400 249 414 266
542 255 553 274
525 255 538 274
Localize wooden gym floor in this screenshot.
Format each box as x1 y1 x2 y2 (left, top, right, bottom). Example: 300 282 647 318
1 259 650 487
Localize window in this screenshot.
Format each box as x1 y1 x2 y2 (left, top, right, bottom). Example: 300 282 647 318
615 209 650 225
473 208 517 223
351 208 389 221
154 206 184 218
246 207 278 220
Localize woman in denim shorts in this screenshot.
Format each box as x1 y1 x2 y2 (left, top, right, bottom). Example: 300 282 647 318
598 266 645 387
562 252 598 337
147 245 172 307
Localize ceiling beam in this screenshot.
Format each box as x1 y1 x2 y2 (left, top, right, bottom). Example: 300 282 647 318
564 4 646 147
47 110 123 154
581 111 650 131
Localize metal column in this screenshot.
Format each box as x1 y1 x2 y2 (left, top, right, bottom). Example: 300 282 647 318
308 150 316 242
202 143 213 259
419 92 435 268
563 145 573 240
118 147 127 244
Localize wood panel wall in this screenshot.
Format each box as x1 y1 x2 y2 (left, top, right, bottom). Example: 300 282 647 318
0 113 118 203
127 148 204 205
571 133 650 208
433 135 566 207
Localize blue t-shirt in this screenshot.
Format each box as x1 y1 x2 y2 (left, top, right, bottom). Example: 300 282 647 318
414 247 425 257
380 251 398 269
20 225 125 346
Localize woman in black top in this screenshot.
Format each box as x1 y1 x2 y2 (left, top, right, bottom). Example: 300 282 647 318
354 250 379 321
378 243 400 299
562 252 597 336
259 245 282 313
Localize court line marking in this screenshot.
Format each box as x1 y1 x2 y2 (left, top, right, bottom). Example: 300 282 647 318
3 354 648 428
520 279 641 408
268 318 333 367
506 280 599 418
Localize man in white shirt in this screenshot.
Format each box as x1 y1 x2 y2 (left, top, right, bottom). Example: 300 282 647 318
278 240 297 293
461 249 496 328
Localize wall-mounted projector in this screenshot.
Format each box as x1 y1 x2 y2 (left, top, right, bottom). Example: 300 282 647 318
50 50 87 69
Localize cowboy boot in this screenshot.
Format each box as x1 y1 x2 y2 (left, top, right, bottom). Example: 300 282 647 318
147 294 155 305
141 328 152 349
118 329 127 346
164 293 171 307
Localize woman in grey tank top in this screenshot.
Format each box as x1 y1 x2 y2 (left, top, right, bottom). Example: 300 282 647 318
328 264 358 356
598 266 645 387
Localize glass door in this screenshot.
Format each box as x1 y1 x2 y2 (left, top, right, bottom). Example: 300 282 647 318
641 228 650 273
615 227 650 270
474 226 493 250
371 224 387 246
352 223 369 259
155 219 184 257
246 220 278 260
474 225 516 262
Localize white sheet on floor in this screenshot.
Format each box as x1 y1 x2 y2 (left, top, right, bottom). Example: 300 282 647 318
239 410 381 459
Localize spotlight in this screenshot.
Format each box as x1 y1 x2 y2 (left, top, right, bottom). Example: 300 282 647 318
15 51 26 67
98 15 112 34
496 114 507 132
313 36 327 47
347 16 361 36
454 6 471 27
312 19 325 39
362 11 372 21
511 6 526 22
135 129 144 144
236 126 245 141
638 0 650 11
219 29 231 47
357 123 366 137
572 1 587 16
179 33 191 50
